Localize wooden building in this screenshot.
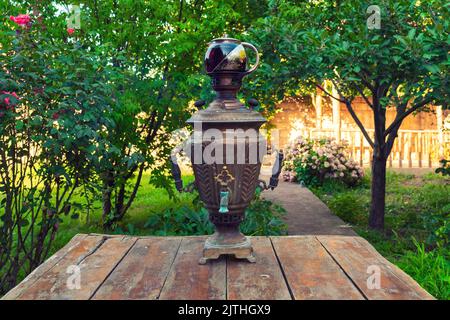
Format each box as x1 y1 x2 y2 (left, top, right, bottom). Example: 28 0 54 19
270 95 449 168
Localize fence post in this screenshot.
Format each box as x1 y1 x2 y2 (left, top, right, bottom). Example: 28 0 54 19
315 89 323 130
436 105 444 158
331 84 341 142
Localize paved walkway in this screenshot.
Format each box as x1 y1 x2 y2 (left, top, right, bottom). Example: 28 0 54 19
262 181 356 236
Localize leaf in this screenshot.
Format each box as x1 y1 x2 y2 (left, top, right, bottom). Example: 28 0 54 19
407 28 416 40
15 121 24 131
424 65 440 74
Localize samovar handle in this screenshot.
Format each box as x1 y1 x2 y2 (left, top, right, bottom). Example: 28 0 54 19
241 42 260 75
258 149 284 190
170 156 184 193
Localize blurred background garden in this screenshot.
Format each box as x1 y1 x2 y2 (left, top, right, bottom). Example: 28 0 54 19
0 0 449 299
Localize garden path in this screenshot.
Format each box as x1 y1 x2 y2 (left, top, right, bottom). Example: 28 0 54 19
262 181 356 236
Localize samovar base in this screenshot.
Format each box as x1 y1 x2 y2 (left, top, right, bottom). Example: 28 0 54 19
199 232 256 264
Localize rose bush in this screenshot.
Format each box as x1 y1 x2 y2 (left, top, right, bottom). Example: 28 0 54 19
0 12 119 294
283 137 364 187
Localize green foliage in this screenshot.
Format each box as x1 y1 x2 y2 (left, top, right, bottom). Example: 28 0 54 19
141 190 287 237
251 0 449 106
143 206 213 236
0 12 118 294
250 0 449 229
326 193 369 225
62 0 270 227
311 171 450 299
396 240 449 300
241 189 288 236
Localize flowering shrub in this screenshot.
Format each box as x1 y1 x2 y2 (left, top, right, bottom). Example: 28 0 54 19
9 14 31 26
0 12 118 294
283 137 364 187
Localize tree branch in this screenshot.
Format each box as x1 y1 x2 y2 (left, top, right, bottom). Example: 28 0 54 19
384 97 433 136
352 81 373 110
344 100 374 148
315 83 346 103
329 79 375 148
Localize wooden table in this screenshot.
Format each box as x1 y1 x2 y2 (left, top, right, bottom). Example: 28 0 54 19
3 234 433 300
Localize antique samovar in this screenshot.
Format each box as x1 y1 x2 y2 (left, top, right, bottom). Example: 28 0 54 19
171 36 283 264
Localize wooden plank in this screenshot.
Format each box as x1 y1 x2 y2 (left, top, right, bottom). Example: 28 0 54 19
159 237 226 300
317 236 434 300
92 237 181 300
2 234 87 300
354 237 434 299
227 237 291 300
271 236 364 300
17 235 136 300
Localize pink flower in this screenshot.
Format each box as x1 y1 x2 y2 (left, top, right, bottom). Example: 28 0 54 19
10 14 31 26
67 28 75 35
4 97 10 105
2 91 19 100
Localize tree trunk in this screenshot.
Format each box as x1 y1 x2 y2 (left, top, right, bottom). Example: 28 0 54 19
101 171 114 224
369 154 387 230
115 183 126 218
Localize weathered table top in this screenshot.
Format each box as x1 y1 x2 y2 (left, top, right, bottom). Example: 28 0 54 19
3 234 433 300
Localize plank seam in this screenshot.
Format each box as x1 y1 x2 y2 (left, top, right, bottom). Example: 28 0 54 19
268 237 295 300
88 236 139 300
156 237 183 300
18 235 108 300
315 236 368 300
76 235 108 266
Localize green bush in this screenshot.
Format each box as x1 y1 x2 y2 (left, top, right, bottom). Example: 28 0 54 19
326 192 368 225
312 172 450 299
139 192 287 237
142 206 214 236
396 240 450 300
0 13 117 295
241 190 288 236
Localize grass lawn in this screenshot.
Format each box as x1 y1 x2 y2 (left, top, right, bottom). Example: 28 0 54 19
49 172 196 257
311 171 450 300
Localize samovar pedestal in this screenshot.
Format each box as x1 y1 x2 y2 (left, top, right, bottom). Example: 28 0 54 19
199 227 256 264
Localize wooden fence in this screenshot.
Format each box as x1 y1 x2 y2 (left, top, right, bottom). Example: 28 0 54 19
300 128 449 168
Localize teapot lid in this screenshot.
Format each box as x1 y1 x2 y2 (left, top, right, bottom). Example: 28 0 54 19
209 35 240 44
